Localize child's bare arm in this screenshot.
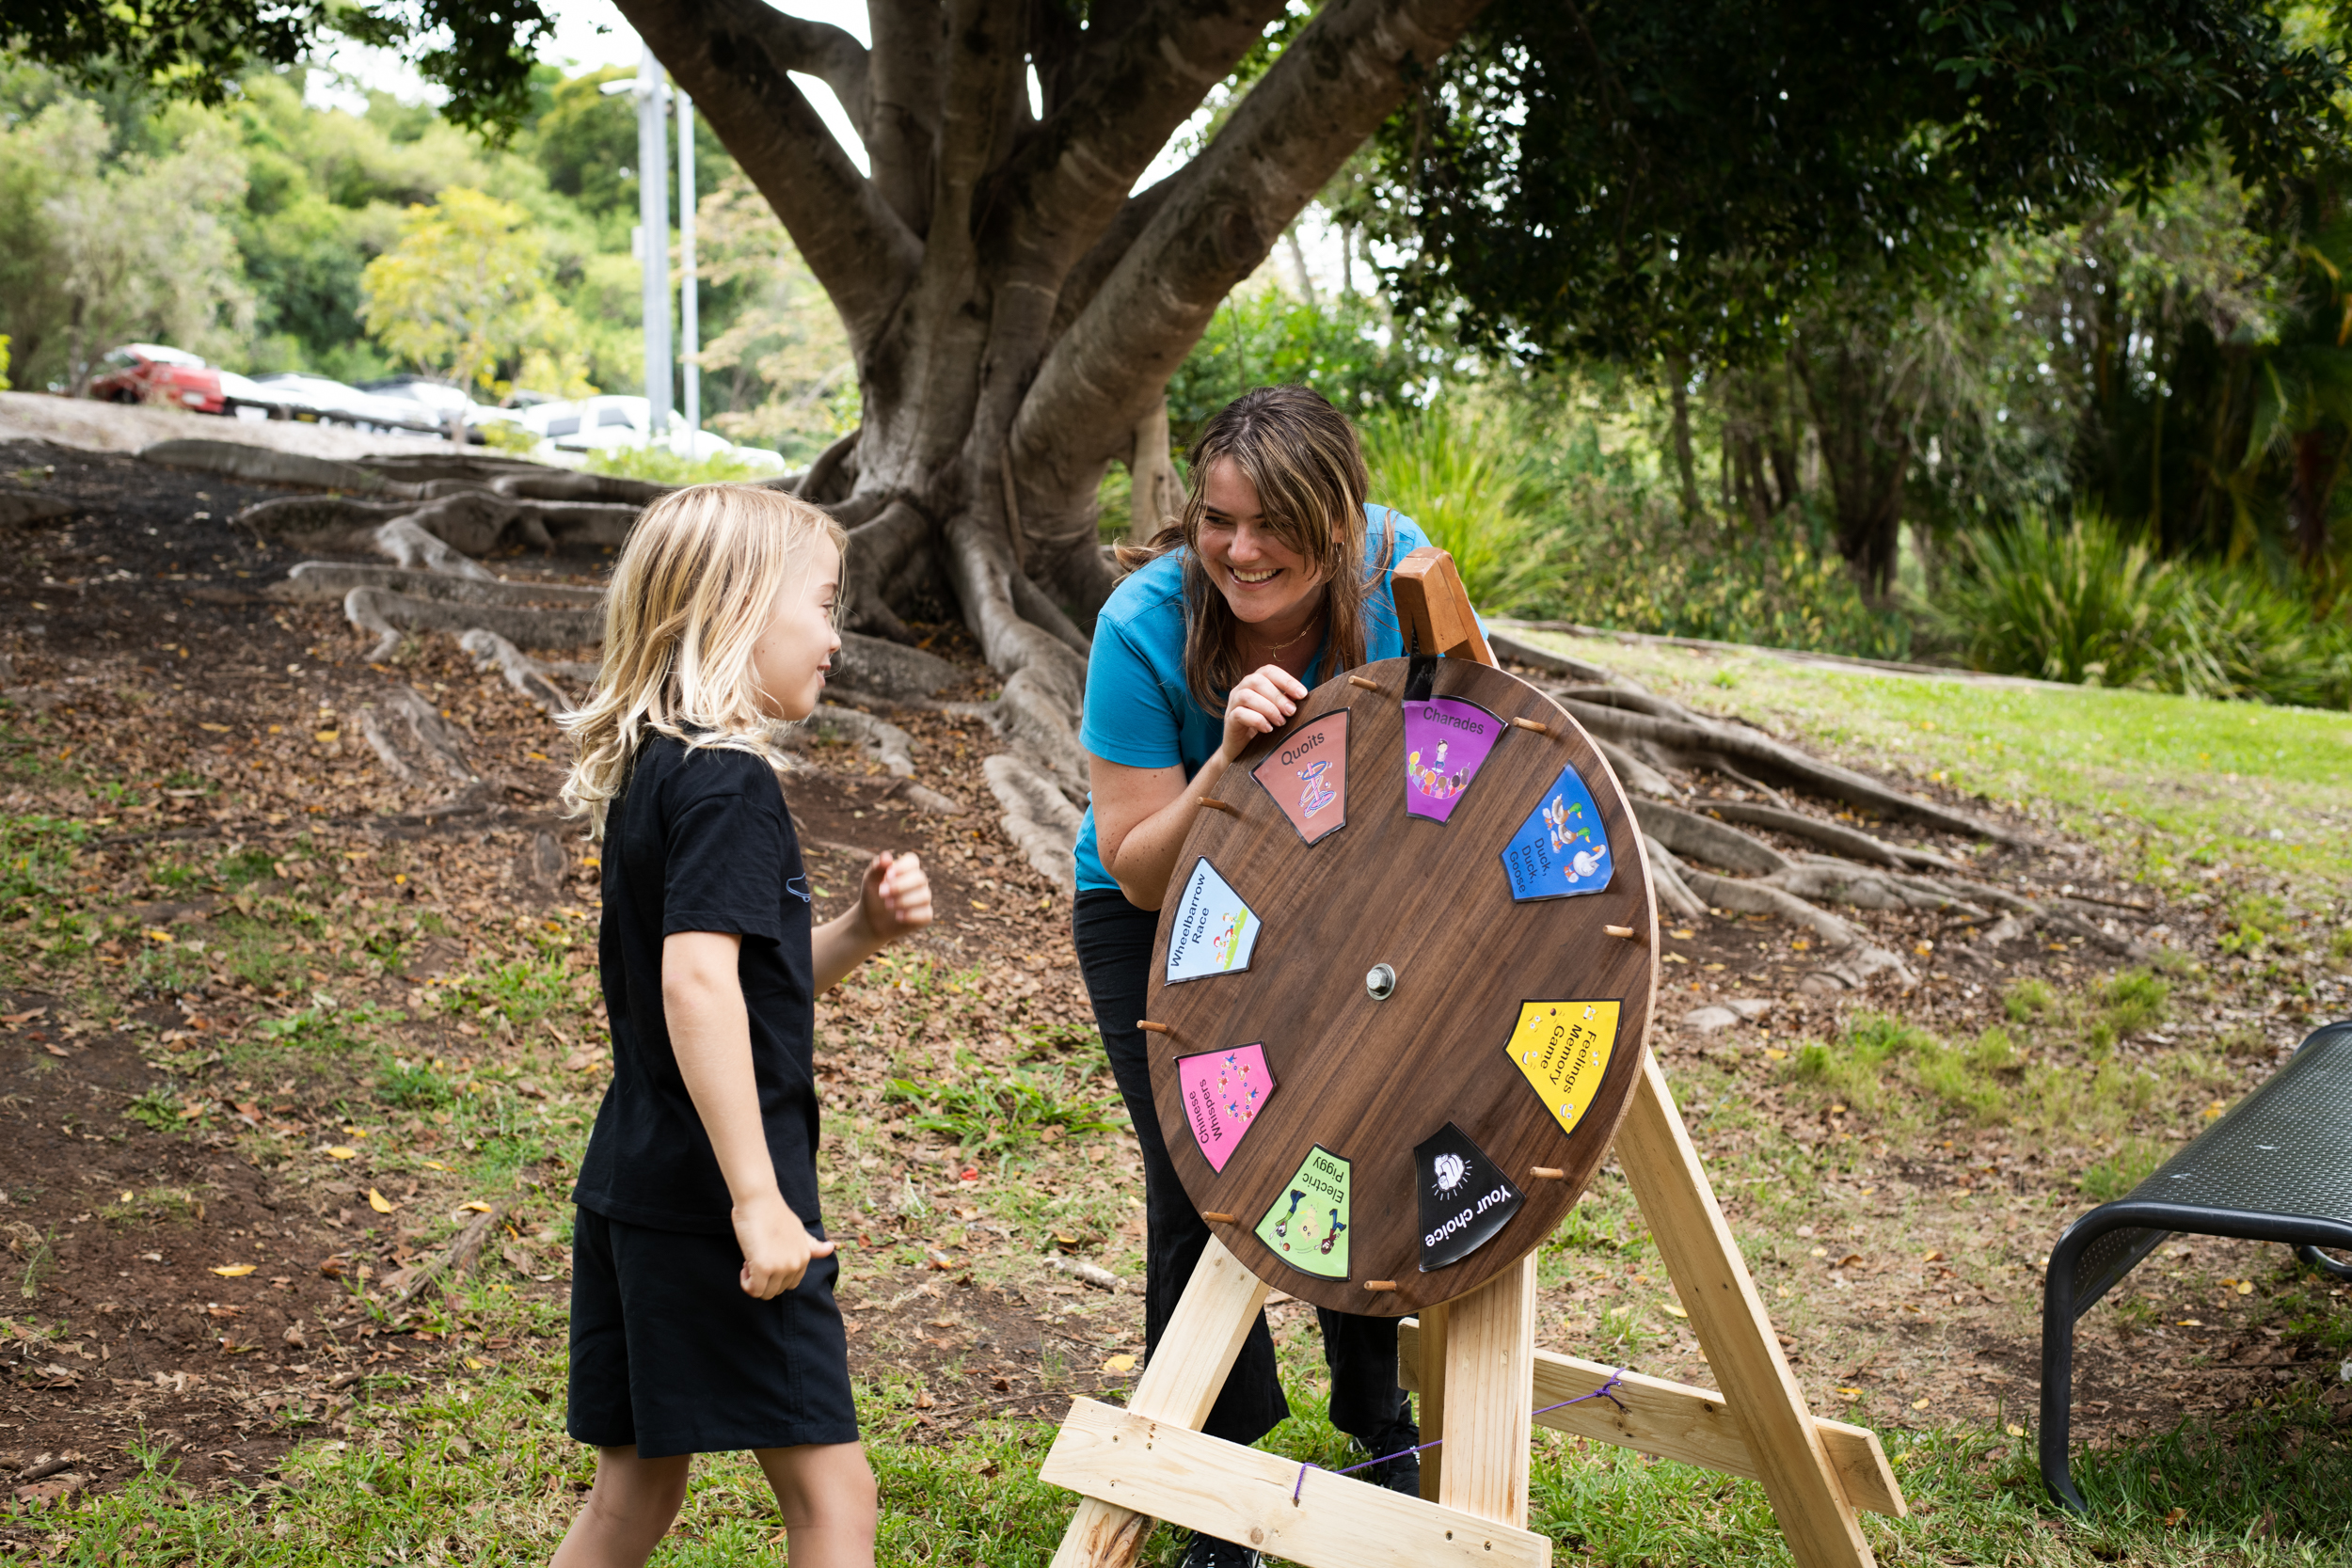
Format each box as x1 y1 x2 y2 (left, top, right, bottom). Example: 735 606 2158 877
664 930 834 1298
811 851 933 991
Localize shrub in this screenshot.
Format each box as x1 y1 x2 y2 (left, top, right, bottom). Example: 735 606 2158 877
1936 509 2351 707
1361 401 1557 610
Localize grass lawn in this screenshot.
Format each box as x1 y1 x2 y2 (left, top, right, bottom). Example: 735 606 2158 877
1506 626 2352 903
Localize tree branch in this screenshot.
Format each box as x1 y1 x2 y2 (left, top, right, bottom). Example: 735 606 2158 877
619 0 918 351
867 0 944 233
1014 0 1494 494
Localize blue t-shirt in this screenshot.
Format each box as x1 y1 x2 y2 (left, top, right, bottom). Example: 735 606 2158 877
1074 505 1434 895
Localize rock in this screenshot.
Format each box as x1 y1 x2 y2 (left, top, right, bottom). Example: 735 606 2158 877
0 491 73 528
1724 998 1773 1022
1681 1006 1740 1034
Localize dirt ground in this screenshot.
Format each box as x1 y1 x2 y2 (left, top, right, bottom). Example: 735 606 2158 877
0 434 2344 1533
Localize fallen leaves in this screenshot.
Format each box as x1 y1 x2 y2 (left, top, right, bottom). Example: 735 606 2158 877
326 1146 357 1160
211 1264 257 1277
1100 1354 1136 1373
367 1189 396 1213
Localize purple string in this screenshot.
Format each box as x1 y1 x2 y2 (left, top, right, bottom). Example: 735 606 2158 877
1291 1368 1628 1504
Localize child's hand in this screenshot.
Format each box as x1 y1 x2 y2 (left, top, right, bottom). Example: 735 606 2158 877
734 1190 834 1299
859 851 933 941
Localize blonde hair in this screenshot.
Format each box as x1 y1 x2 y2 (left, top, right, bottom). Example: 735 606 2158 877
560 483 848 838
1116 386 1372 717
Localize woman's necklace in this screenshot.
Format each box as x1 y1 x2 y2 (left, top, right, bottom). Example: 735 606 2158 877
1249 608 1325 662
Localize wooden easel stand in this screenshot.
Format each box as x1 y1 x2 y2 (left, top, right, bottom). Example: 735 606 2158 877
1042 1053 1903 1568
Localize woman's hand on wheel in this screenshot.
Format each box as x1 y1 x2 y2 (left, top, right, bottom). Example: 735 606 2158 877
1218 664 1308 764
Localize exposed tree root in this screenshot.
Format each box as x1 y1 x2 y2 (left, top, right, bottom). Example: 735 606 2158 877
1593 736 1680 799
792 705 917 778
138 438 416 495
0 492 74 528
1646 841 1917 993
1490 628 1618 685
834 630 961 700
490 470 672 506
459 629 573 712
345 588 599 662
1632 800 1791 876
1642 836 1708 919
1704 799 1962 870
983 752 1081 890
1552 685 2024 844
359 688 477 787
275 562 605 610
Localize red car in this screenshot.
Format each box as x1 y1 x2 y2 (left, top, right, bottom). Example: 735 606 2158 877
87 343 230 413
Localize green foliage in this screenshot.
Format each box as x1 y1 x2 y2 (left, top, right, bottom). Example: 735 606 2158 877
0 96 252 392
2099 969 2172 1037
1166 287 1438 446
1360 400 1555 610
1936 510 2352 706
375 1061 454 1112
433 947 584 1031
1375 0 2342 370
2003 977 2057 1022
3 2 553 139
359 185 578 395
884 1060 1125 1159
580 446 787 485
122 1087 185 1135
253 1002 390 1053
2078 1137 2168 1201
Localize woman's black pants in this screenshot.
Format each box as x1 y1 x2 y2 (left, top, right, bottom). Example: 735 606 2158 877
1073 889 1416 1450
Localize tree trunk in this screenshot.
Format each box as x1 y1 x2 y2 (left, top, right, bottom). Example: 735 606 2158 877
621 0 1491 685
1127 396 1184 543
1668 357 1701 518
1792 332 1914 604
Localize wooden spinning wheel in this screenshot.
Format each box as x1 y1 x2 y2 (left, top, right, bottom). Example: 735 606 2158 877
1041 551 1903 1568
1145 655 1654 1314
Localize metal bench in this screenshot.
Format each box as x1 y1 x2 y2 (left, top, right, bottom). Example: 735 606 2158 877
2039 1019 2352 1511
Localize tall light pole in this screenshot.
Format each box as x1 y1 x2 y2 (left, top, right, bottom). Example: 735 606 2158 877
677 88 698 440
631 46 671 440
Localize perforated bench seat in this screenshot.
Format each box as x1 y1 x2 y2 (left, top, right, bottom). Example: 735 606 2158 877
2040 1019 2352 1511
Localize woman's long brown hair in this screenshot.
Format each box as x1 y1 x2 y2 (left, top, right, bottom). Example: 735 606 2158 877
1116 385 1372 717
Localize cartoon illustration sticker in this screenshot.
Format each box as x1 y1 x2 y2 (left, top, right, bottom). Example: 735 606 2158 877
1402 697 1505 823
1250 710 1349 847
1175 1043 1277 1173
1254 1145 1352 1278
1503 1000 1620 1140
1164 857 1261 984
1499 764 1614 901
1415 1121 1524 1273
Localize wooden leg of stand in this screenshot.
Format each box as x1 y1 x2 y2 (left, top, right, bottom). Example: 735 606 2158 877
1434 1253 1537 1528
1618 1051 1877 1568
1053 1237 1272 1568
1415 1302 1449 1504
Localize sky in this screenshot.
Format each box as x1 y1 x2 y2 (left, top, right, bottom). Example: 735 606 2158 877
303 0 1347 292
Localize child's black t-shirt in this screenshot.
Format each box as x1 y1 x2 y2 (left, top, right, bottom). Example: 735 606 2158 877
572 735 820 1236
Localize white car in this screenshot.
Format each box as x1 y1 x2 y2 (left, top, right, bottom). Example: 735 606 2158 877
361 376 526 441
520 396 784 469
247 372 441 435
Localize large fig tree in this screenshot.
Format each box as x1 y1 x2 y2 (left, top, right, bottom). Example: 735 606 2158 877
610 0 1491 793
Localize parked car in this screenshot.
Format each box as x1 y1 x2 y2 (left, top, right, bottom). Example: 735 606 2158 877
361 376 525 444
519 395 784 468
247 372 441 435
87 343 230 413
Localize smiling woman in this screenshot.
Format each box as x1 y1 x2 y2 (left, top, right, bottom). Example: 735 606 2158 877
1067 386 1440 1565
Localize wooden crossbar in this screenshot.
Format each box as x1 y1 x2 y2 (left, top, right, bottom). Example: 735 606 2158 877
1395 1324 1905 1518
1041 1399 1553 1568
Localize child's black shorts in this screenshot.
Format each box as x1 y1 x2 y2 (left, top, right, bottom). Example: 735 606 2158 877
567 1207 859 1458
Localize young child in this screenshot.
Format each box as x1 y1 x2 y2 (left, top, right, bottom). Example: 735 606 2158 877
552 484 932 1568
